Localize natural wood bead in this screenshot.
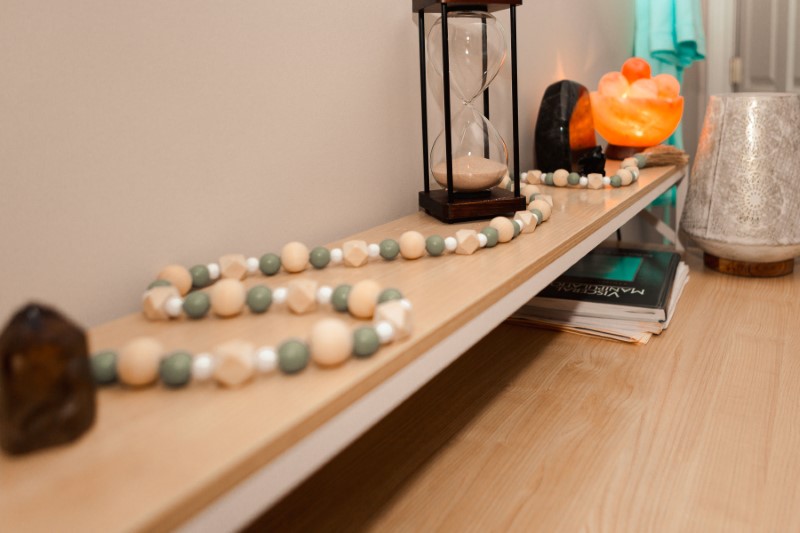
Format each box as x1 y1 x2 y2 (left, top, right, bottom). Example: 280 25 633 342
553 169 569 187
348 279 382 319
286 279 318 314
142 286 180 320
310 318 353 368
281 241 309 273
210 279 246 318
617 168 633 186
399 231 426 260
621 157 638 169
212 340 255 387
588 173 604 189
343 240 369 268
455 229 480 255
538 194 554 207
490 217 515 243
118 337 164 387
515 211 537 234
374 300 413 341
530 199 552 222
219 254 248 280
528 170 542 183
157 264 192 296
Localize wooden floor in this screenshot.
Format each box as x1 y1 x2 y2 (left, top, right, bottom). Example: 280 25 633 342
251 251 800 532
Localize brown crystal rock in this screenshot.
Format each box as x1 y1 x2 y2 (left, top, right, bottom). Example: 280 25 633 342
0 304 96 455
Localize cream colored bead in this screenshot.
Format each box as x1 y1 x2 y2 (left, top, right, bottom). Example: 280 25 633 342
157 264 192 296
374 300 414 341
219 254 248 280
281 241 309 273
142 286 180 320
210 278 246 318
212 340 256 387
286 279 319 314
399 231 426 260
455 229 480 255
310 318 353 368
498 175 512 189
587 173 604 189
529 199 552 222
621 157 638 169
490 217 515 243
348 279 382 319
617 168 633 186
118 337 164 387
515 211 537 234
521 184 541 203
553 169 569 187
343 240 369 267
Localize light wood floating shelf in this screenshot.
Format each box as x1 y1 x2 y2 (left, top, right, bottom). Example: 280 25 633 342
0 163 686 533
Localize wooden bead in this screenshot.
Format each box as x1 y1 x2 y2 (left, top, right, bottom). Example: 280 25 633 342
489 217 514 243
498 175 512 189
617 168 633 186
118 337 164 387
348 279 382 319
528 170 542 183
399 231 426 260
210 278 246 318
142 286 180 320
281 241 309 273
310 318 353 368
553 169 569 187
621 157 638 169
343 240 369 268
455 229 480 255
157 264 192 296
213 340 255 387
538 194 554 207
529 199 552 222
515 211 537 234
219 254 248 280
374 300 413 341
587 173 604 189
521 184 541 203
286 279 319 314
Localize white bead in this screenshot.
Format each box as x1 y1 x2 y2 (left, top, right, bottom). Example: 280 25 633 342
540 173 547 184
164 296 184 318
399 298 413 311
375 321 395 344
513 220 522 233
207 263 220 281
317 285 333 305
444 236 457 252
273 286 288 304
246 257 259 274
478 233 488 248
192 353 215 382
255 346 277 374
532 211 541 224
579 176 588 187
520 171 528 183
367 243 380 258
602 176 611 186
330 248 343 264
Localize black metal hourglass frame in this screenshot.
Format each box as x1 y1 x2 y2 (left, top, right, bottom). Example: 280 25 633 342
414 0 525 223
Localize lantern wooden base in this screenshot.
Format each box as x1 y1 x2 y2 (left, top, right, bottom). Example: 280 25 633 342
703 253 795 278
605 144 653 160
419 189 526 223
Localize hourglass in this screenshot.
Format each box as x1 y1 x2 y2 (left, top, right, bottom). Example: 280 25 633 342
414 0 525 223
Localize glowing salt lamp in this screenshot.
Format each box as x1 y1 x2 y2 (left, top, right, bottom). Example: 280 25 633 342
590 58 684 159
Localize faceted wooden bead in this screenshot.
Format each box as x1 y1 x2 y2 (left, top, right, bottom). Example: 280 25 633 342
528 170 542 183
621 157 638 169
399 231 426 260
281 241 309 273
348 279 382 319
553 169 569 187
538 194 554 207
117 337 164 387
212 340 256 387
617 168 633 186
219 254 248 280
143 286 180 320
286 279 319 314
514 211 537 234
374 300 413 341
343 240 369 267
529 199 552 221
489 217 515 243
310 318 353 368
157 265 192 296
210 278 247 318
455 229 480 255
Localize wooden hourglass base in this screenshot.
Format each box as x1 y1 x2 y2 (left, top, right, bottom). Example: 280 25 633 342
703 253 795 277
419 189 526 223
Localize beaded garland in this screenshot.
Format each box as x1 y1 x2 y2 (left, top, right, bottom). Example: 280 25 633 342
497 155 644 191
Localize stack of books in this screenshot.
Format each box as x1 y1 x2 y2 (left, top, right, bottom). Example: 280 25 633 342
509 247 690 344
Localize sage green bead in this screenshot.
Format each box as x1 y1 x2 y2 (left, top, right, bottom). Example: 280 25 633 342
183 291 210 319
512 220 521 238
610 175 622 188
246 285 272 313
259 253 281 276
148 279 172 289
634 154 647 168
379 239 400 260
567 172 581 186
90 350 117 385
544 173 554 186
278 339 310 374
530 208 543 226
159 351 193 388
353 327 380 358
331 284 352 313
426 235 445 256
189 264 211 288
480 227 499 248
378 288 403 304
309 246 331 269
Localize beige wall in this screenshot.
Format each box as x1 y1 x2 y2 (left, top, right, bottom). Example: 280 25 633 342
1 0 634 327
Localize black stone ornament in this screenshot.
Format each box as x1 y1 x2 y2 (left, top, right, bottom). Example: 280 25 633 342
0 303 96 455
534 80 605 175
